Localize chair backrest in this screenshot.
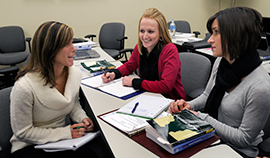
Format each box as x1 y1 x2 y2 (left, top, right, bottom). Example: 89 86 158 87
168 20 191 33
0 26 26 53
204 33 211 40
179 53 211 100
79 88 114 158
0 87 13 158
99 22 125 50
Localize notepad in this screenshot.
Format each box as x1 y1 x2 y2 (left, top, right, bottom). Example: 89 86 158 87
35 131 100 152
81 74 144 100
117 94 173 119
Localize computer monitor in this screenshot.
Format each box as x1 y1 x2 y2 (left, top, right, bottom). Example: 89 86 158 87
263 17 270 35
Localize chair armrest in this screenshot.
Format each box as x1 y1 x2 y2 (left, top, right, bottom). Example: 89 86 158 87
119 48 134 62
119 48 133 54
258 137 270 156
116 36 128 41
25 37 31 42
0 66 19 74
193 31 201 38
84 34 97 41
25 37 32 53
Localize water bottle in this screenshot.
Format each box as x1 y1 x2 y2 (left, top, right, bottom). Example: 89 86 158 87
170 19 176 39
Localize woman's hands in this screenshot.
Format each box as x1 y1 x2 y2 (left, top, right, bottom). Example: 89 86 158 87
82 118 94 132
70 118 94 138
101 72 133 87
169 99 191 114
122 76 133 87
101 72 115 83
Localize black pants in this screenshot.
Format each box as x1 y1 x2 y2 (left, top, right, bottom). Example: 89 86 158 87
11 141 99 158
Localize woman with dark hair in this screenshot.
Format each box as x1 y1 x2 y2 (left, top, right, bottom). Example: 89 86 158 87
10 21 98 158
169 7 270 158
101 8 186 100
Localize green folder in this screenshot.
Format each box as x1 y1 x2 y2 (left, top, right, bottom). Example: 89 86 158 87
81 60 116 73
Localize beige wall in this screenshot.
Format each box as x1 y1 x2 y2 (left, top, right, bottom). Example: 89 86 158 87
1 0 270 52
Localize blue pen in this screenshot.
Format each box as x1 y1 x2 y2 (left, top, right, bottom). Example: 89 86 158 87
131 102 139 114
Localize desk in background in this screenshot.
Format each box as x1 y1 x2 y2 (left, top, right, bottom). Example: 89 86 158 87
75 45 241 158
196 47 270 73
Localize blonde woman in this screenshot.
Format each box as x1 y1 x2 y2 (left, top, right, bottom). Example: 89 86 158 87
102 8 186 100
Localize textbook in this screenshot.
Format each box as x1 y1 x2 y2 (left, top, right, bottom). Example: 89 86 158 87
117 94 173 119
146 109 215 154
35 131 100 152
81 74 144 100
81 60 116 73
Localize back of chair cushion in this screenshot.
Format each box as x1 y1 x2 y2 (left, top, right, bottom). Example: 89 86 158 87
0 26 26 53
179 52 211 99
99 22 125 50
0 87 13 158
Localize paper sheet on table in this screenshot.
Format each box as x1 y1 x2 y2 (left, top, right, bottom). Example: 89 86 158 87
81 74 138 98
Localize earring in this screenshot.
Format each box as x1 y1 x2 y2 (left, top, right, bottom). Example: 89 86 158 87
159 37 163 42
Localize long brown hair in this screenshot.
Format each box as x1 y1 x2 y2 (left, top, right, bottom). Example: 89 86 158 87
16 21 74 87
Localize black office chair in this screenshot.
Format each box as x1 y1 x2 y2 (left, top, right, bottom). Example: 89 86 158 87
78 88 114 158
0 87 13 158
168 20 201 38
179 52 211 101
84 22 133 62
0 26 31 89
258 114 270 157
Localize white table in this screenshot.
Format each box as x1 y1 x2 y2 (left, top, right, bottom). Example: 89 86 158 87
76 46 241 158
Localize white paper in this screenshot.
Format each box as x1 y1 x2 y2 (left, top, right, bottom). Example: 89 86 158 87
81 75 138 98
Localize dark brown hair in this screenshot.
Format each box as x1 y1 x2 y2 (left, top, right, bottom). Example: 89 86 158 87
207 7 263 60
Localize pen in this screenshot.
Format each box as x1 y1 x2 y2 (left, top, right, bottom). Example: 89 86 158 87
101 67 111 80
71 126 82 130
131 102 139 114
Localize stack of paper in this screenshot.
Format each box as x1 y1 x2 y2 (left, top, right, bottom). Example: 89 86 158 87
100 110 170 137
